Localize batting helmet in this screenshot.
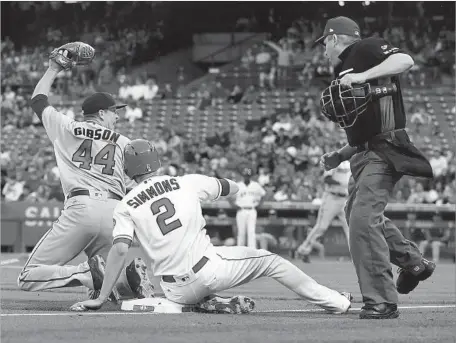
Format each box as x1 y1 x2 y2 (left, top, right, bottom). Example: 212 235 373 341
124 139 161 179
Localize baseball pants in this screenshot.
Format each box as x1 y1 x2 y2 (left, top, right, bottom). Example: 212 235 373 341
346 150 423 305
160 245 350 313
298 192 349 256
17 193 133 295
236 208 257 248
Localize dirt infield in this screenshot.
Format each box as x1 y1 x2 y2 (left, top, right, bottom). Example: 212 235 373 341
1 253 455 343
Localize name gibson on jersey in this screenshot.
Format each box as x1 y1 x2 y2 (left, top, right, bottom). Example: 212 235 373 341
73 127 120 143
127 178 180 208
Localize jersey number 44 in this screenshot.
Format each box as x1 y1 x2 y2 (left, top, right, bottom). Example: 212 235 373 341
72 139 116 175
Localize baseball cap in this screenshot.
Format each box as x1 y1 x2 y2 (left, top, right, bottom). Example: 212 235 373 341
82 92 127 115
314 16 361 46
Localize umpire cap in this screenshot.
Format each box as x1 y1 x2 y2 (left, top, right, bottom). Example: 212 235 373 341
124 139 161 179
82 92 127 116
314 16 361 46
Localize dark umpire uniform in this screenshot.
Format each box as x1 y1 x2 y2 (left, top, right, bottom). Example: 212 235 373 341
315 17 436 319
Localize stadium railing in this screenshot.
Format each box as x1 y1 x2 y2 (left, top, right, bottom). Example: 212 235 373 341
1 201 454 257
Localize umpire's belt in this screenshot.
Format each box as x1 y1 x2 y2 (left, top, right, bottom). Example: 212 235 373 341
161 256 209 283
356 129 405 152
67 189 122 201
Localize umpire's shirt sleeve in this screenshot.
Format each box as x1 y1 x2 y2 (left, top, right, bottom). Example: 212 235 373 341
357 37 405 67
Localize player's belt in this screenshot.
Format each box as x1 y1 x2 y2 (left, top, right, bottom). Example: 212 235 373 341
161 256 209 283
67 189 122 201
329 191 347 197
239 207 254 210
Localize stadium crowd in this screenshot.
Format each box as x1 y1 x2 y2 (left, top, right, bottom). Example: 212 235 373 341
2 2 455 206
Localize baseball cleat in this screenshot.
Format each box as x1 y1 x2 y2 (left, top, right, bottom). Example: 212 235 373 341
126 258 155 298
88 255 120 303
396 258 436 294
196 295 255 314
359 303 399 319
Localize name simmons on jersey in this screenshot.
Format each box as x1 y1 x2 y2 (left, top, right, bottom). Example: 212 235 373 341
74 127 120 143
127 178 180 209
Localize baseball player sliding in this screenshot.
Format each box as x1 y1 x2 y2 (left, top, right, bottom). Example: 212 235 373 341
17 42 154 301
297 161 351 262
71 139 352 314
230 167 266 248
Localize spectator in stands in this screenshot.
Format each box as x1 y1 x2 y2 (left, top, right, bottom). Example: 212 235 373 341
418 226 451 263
124 100 143 123
212 82 229 102
272 113 292 133
273 183 290 202
24 184 52 203
407 182 427 203
393 189 407 203
292 42 307 67
97 59 116 92
160 83 174 99
227 85 243 104
2 170 26 202
257 166 271 186
3 86 15 101
410 105 429 131
259 59 277 89
256 223 279 252
263 40 293 85
167 129 183 157
118 76 132 100
241 48 255 69
196 84 213 110
430 149 449 180
129 76 149 101
144 77 159 100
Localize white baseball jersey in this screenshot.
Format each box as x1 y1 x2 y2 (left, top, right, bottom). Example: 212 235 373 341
41 106 134 197
112 174 223 276
235 181 266 208
323 160 351 195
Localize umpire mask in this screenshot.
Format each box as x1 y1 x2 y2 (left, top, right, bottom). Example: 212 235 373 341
320 80 371 129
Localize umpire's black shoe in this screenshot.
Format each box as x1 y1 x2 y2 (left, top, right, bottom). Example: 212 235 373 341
396 258 436 294
359 303 399 319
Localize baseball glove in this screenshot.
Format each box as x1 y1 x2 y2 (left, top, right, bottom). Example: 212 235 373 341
49 42 95 70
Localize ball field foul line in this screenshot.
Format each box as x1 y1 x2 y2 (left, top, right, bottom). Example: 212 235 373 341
1 304 454 317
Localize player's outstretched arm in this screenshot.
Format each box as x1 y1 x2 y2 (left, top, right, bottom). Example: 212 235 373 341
97 242 130 302
32 60 63 99
30 60 64 121
70 241 130 311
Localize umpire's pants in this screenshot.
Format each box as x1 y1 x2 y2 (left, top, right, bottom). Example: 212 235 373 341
346 150 423 305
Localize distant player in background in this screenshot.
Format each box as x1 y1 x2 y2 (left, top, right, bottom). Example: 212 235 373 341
230 167 266 248
18 46 154 301
297 161 351 262
71 139 352 314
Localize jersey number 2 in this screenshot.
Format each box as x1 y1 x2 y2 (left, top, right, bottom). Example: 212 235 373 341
150 198 182 235
72 139 116 175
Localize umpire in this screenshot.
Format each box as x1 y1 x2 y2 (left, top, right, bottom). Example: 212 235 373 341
315 17 436 319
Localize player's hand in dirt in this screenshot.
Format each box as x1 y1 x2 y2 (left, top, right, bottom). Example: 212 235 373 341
70 298 104 312
320 151 342 171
